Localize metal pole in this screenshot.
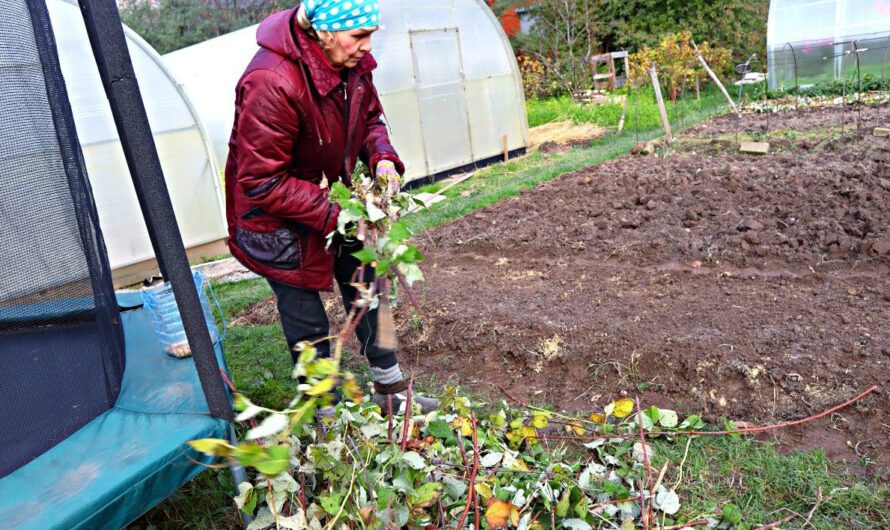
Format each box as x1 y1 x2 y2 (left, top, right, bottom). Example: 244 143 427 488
854 40 862 131
77 0 233 421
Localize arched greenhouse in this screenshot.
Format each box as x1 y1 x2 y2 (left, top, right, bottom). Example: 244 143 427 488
49 0 227 285
768 0 890 89
164 0 528 183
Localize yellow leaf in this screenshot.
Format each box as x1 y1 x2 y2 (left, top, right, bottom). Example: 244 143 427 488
188 438 235 456
612 398 635 418
531 411 550 429
509 505 521 526
565 420 585 436
485 498 512 529
520 425 538 442
342 374 364 403
306 377 336 396
452 417 473 437
589 413 606 425
475 482 493 501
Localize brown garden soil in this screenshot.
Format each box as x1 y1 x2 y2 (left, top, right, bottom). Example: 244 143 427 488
237 105 890 475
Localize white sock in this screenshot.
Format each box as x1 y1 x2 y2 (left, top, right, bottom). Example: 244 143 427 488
370 364 403 385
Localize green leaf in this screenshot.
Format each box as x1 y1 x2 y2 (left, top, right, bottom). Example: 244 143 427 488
426 420 456 442
562 519 591 530
389 220 412 242
329 181 350 203
376 484 395 509
235 442 265 468
401 451 426 470
442 476 467 500
659 409 679 428
246 413 289 440
556 488 571 517
480 452 503 468
603 480 630 499
233 393 253 412
374 259 392 275
574 496 589 518
408 482 442 509
352 247 378 265
253 445 290 477
655 490 681 515
188 438 234 456
234 482 256 515
397 245 424 263
679 414 705 430
722 504 742 525
320 492 344 516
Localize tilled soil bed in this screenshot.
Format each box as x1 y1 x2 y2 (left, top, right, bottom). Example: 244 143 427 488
401 105 890 473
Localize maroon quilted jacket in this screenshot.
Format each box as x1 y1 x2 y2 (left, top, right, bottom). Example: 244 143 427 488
225 6 404 291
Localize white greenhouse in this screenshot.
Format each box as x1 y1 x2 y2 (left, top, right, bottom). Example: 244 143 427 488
48 0 227 285
768 0 890 89
164 0 528 184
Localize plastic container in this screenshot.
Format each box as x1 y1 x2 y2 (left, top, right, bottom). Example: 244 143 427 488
142 270 220 358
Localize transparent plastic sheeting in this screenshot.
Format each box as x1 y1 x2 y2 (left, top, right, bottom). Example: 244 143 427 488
164 0 528 183
47 0 226 270
767 0 890 89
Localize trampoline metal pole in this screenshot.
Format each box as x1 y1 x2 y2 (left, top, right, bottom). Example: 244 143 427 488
77 0 233 421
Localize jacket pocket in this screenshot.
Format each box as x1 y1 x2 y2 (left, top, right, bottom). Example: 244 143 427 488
235 226 303 270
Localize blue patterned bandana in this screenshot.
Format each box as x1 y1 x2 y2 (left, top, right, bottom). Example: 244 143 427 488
304 0 381 32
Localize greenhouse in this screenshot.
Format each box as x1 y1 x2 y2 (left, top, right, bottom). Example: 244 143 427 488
48 0 227 285
164 0 528 184
768 0 890 89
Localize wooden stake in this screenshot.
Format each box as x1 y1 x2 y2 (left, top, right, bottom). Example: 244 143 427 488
616 95 629 135
695 77 701 100
691 40 739 116
502 134 509 162
648 65 673 142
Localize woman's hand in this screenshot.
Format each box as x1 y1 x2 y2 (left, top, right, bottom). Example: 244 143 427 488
376 160 401 219
376 160 400 189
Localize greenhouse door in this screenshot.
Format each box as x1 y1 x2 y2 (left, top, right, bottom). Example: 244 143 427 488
410 29 474 175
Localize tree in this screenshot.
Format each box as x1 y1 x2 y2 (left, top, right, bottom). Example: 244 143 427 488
585 0 767 70
490 0 767 96
494 0 597 97
118 0 292 54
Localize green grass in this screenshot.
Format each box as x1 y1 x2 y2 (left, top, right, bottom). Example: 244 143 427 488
526 87 728 129
654 437 890 529
406 90 729 235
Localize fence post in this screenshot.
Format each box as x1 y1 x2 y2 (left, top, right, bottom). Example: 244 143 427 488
691 40 740 116
649 64 673 142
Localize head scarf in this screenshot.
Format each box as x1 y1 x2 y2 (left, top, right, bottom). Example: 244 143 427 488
304 0 380 32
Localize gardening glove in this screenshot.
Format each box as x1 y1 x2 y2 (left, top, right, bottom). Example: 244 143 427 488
376 160 400 194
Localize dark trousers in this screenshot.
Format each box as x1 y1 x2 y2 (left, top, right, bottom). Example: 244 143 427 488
267 238 397 369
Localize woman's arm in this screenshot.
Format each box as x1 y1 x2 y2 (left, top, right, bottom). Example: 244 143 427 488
235 69 339 234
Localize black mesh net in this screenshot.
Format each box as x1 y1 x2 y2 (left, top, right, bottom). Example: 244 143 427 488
0 0 124 478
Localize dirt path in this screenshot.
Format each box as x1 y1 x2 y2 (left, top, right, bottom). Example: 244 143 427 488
399 105 890 474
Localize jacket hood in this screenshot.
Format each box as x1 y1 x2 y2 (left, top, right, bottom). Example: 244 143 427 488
256 5 377 96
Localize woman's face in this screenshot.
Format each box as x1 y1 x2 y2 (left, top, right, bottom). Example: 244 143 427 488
321 27 377 68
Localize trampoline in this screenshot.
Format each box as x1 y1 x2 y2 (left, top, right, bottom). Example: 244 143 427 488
0 1 237 528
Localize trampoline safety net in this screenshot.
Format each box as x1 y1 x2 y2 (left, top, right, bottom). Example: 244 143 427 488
0 0 124 478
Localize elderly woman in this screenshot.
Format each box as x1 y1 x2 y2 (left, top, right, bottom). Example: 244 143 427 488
225 0 436 413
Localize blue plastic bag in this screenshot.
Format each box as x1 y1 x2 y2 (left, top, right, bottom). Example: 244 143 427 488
141 270 220 358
